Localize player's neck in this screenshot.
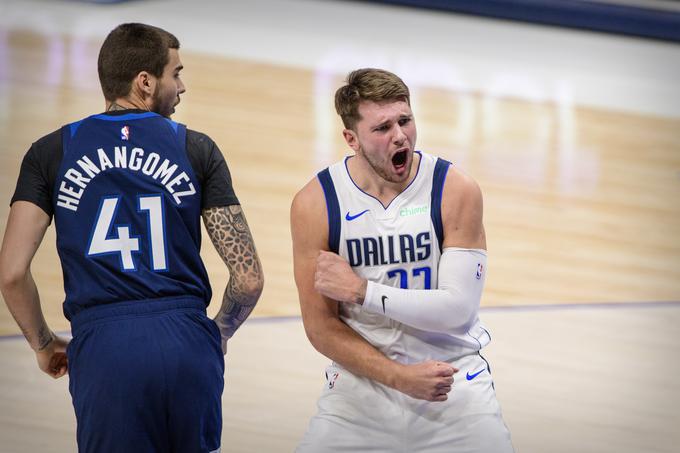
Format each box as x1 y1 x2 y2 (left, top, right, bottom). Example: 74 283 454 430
107 92 153 113
348 153 419 206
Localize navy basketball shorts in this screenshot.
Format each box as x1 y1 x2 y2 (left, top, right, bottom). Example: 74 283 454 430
67 296 224 453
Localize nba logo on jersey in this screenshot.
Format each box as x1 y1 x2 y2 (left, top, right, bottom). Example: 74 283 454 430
328 372 339 389
476 263 483 280
121 125 130 140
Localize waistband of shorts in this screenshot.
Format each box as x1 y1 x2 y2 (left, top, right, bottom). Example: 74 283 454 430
70 295 207 335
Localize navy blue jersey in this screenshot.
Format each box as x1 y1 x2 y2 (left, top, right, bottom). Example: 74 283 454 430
53 111 211 319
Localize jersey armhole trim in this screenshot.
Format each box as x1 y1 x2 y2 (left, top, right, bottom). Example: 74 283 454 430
431 158 451 252
175 122 187 150
317 168 341 254
164 117 180 135
61 124 74 155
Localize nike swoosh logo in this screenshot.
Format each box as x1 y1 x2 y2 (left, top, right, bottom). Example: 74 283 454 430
466 369 485 381
381 295 388 313
345 209 369 221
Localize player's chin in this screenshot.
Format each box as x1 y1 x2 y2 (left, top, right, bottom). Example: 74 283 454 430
164 105 177 118
168 98 180 115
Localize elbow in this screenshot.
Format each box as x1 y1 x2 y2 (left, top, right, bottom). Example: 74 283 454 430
251 261 265 297
306 329 331 357
302 313 348 358
444 306 477 335
303 320 333 356
0 264 27 294
233 259 264 302
243 273 265 303
252 270 265 298
429 283 482 335
445 318 476 335
438 295 479 335
303 322 321 349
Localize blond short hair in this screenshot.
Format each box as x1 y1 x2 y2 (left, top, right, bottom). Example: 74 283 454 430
334 68 410 130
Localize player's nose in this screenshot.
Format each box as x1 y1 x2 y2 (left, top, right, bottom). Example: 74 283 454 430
393 124 406 146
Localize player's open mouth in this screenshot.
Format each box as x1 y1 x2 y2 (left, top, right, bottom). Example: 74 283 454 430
392 150 408 170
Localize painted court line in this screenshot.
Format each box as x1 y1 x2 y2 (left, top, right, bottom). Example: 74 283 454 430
1 300 678 342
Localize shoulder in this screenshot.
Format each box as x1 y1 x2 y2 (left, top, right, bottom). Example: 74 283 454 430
291 175 326 219
440 164 485 249
32 128 62 156
186 128 217 152
186 128 213 143
185 128 224 174
11 128 63 218
24 128 62 174
442 165 482 209
290 174 329 249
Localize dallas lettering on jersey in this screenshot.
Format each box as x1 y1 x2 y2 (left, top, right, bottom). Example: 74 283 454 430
56 146 196 212
346 232 431 267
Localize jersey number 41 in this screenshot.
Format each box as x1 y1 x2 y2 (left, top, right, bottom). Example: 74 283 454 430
87 194 167 272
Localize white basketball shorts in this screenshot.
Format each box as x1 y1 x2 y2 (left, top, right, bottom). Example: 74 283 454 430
296 353 514 453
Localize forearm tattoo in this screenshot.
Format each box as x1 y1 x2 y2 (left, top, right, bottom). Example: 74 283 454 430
203 205 263 338
23 324 53 351
36 325 54 351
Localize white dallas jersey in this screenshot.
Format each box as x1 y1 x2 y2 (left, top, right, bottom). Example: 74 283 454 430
318 152 491 363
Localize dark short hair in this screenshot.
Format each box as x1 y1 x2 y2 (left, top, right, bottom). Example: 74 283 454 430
334 68 410 130
98 23 180 101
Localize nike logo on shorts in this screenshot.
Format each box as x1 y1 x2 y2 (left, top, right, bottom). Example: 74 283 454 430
381 295 388 313
466 369 485 381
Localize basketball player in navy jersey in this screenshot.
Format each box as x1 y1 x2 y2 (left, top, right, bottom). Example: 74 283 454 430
0 23 263 453
291 68 513 451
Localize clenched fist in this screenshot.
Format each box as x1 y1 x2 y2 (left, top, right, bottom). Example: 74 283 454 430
395 360 458 402
315 250 367 304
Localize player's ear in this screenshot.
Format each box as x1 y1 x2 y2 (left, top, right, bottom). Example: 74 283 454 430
134 71 155 97
343 129 359 152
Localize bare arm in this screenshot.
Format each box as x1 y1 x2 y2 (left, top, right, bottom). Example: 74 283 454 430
202 205 264 354
440 166 486 250
0 201 69 378
291 179 455 401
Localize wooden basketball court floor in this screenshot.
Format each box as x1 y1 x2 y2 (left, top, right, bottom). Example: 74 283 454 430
0 1 679 452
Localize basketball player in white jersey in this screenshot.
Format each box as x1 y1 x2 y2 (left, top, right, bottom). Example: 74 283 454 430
291 68 514 452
